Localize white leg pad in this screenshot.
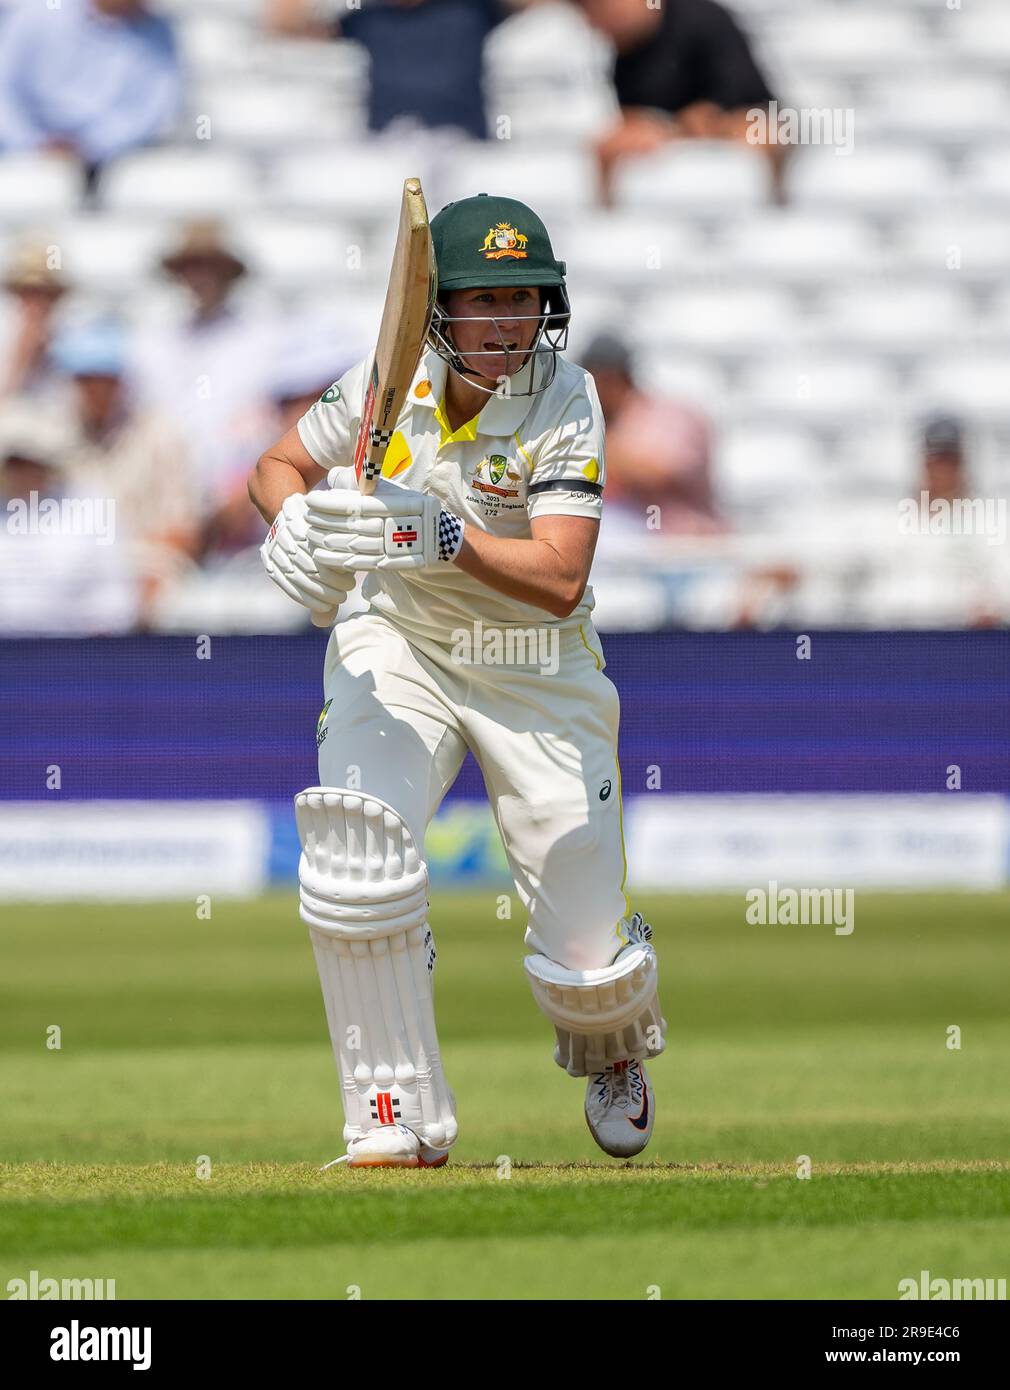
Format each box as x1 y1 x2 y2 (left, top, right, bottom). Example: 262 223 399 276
296 787 457 1151
524 925 667 1078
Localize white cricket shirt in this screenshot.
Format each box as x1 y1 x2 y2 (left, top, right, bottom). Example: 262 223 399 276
297 344 606 643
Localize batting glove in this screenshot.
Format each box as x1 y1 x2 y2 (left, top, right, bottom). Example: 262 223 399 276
304 479 465 572
260 493 357 625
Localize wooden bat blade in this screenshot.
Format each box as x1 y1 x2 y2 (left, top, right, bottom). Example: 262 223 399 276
354 178 436 494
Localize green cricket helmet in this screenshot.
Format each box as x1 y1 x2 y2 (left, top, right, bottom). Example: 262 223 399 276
427 193 571 396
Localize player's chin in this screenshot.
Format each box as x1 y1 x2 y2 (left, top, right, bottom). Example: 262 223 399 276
471 350 532 384
462 355 509 386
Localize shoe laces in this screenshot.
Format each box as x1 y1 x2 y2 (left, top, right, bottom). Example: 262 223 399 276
593 1061 635 1109
624 912 653 947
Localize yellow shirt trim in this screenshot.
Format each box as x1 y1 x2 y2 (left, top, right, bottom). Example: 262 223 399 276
578 622 603 671
435 394 480 449
513 430 535 472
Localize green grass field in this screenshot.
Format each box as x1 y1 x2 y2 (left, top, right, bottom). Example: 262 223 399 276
2 891 1008 1299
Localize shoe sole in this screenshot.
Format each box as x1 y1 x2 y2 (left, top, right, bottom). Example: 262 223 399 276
347 1151 449 1169
584 1102 653 1158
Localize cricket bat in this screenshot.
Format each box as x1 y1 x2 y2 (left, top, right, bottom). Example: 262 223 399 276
353 178 437 494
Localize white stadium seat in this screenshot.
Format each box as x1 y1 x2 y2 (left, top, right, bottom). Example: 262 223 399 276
771 10 930 72
735 355 892 423
814 283 973 356
722 210 883 282
0 154 81 221
863 76 1009 148
268 144 424 219
484 0 612 89
910 355 1010 421
789 145 951 214
635 357 728 416
943 3 1010 66
834 422 919 492
960 150 1010 209
289 285 385 345
562 210 707 291
229 215 365 288
976 289 1010 350
441 146 598 221
50 215 167 290
101 148 259 215
560 289 629 356
176 16 261 77
718 425 825 511
637 286 800 355
894 214 1010 279
189 79 360 149
614 142 771 214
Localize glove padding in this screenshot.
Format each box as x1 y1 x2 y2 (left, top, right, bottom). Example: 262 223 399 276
305 479 465 572
260 493 357 625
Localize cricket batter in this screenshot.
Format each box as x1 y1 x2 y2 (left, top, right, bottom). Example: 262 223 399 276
249 193 666 1167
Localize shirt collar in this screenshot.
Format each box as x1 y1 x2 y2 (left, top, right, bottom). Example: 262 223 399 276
406 346 541 437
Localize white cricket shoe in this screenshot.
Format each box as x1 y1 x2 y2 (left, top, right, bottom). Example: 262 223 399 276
585 1059 654 1158
321 1123 449 1170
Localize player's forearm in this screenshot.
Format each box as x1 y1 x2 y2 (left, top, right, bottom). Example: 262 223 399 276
248 452 309 525
454 528 585 620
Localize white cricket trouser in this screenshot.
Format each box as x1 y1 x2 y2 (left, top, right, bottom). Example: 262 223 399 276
316 610 630 970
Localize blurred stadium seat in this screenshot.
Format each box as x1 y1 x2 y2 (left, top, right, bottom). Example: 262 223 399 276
789 145 952 214
722 210 882 281
910 355 1010 422
640 286 800 357
101 148 260 215
44 215 166 294
718 424 825 514
960 149 1010 209
443 145 598 220
814 282 973 358
0 155 81 221
230 215 364 288
558 210 707 291
735 355 891 426
613 142 771 213
190 78 360 149
770 10 932 72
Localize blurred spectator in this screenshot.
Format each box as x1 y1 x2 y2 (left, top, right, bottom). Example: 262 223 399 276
269 337 356 438
53 319 200 621
267 0 513 141
761 415 1010 629
0 397 138 634
920 415 967 508
130 222 275 557
582 332 724 545
872 415 1009 627
0 0 181 184
572 0 783 203
198 334 356 557
1 239 72 402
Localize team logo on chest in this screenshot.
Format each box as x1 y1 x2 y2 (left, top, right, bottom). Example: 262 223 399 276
472 454 521 497
468 453 525 519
